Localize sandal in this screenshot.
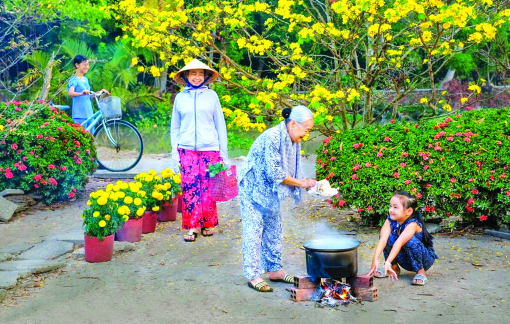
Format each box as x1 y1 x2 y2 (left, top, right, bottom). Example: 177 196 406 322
373 269 388 278
183 230 198 242
412 274 428 286
201 227 214 237
248 281 273 292
269 274 295 284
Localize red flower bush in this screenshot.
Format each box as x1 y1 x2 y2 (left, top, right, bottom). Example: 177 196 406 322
316 108 510 226
0 101 97 203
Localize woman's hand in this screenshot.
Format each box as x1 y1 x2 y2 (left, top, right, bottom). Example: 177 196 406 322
300 178 317 189
81 89 91 95
384 261 398 281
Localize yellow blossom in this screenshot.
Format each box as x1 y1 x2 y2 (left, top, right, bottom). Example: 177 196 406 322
152 206 160 212
420 97 428 104
134 198 142 206
105 215 111 221
98 220 106 228
97 197 107 206
460 97 469 104
93 211 100 218
124 196 133 204
131 57 138 66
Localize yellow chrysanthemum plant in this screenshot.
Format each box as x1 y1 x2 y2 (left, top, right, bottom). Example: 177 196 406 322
134 170 164 212
159 168 182 206
82 185 127 241
116 180 148 220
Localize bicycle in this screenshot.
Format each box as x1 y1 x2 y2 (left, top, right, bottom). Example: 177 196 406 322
55 91 144 172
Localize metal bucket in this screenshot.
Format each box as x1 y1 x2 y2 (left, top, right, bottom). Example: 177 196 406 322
303 238 360 279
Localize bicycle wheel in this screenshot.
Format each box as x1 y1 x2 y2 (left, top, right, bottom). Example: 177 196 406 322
94 120 143 172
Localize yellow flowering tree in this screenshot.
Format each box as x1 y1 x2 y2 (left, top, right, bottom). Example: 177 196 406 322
110 0 507 135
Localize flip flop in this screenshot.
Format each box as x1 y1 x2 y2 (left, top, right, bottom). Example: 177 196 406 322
183 231 198 242
412 274 428 286
373 269 388 278
201 227 214 237
269 274 295 284
248 281 273 292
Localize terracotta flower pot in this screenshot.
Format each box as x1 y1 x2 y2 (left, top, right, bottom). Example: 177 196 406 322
142 211 157 233
158 198 178 222
84 234 114 263
116 218 143 242
177 194 183 213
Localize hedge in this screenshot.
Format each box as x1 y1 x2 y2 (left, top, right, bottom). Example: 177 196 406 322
316 107 510 226
0 101 97 203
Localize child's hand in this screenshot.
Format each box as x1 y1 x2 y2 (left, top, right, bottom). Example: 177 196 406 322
384 262 399 281
368 259 379 276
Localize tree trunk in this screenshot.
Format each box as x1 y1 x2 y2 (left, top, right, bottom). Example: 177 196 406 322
158 65 168 95
440 68 455 88
39 51 55 102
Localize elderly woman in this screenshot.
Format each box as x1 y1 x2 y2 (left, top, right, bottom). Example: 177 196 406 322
171 59 229 242
238 106 317 292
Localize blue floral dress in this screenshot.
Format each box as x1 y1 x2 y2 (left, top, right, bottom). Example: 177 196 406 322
383 216 438 272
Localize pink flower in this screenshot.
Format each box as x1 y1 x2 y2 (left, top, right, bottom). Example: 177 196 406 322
416 193 422 198
18 164 26 171
76 158 82 164
332 204 337 209
405 180 411 185
455 114 461 118
466 205 473 212
49 178 58 186
61 166 67 171
383 136 391 142
57 127 62 131
357 208 364 212
428 144 433 148
464 132 473 137
447 136 454 141
445 117 452 122
30 151 35 155
330 157 336 161
450 178 456 183
5 172 13 179
329 172 335 177
500 174 506 179
365 162 371 168
455 132 462 136
401 152 408 157
479 215 488 221
506 191 510 197
68 192 75 198
352 143 360 149
34 174 42 181
414 124 419 128
34 184 39 188
377 152 383 158
367 206 373 211
90 157 94 162
48 164 55 169
85 149 91 154
323 149 328 154
490 175 494 181
11 144 18 150
338 200 345 207
468 198 474 205
424 165 429 170
72 188 76 192
400 163 406 167
496 141 502 145
390 119 395 124
393 172 400 179
351 174 358 180
352 164 361 171
471 189 478 194
36 134 43 139
41 180 47 185
465 106 473 111
468 178 474 182
464 137 471 142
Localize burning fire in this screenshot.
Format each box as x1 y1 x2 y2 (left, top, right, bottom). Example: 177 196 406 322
312 278 357 307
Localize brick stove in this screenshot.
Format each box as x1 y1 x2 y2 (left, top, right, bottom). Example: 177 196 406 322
290 274 377 304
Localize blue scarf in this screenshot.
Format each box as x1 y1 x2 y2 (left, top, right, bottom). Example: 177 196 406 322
278 121 302 204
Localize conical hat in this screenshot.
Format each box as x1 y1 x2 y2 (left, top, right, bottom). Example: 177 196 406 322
174 59 218 85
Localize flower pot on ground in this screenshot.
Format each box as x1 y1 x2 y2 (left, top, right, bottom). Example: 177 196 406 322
84 234 114 263
158 197 178 222
177 194 183 213
116 218 143 242
142 211 158 233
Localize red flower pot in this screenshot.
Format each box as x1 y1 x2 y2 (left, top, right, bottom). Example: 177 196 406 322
158 198 178 222
84 234 114 263
142 211 157 233
177 194 183 213
116 218 143 242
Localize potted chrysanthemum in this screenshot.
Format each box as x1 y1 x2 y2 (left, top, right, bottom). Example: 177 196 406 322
82 188 126 262
114 180 147 242
157 168 181 222
135 171 163 233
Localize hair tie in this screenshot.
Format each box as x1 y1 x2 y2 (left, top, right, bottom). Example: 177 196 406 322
282 108 291 119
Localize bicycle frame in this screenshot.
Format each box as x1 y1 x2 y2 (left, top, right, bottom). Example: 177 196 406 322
79 96 120 148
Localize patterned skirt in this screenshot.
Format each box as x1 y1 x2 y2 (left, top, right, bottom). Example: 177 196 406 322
178 148 222 230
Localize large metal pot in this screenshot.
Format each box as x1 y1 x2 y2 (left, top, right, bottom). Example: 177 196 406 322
303 237 360 279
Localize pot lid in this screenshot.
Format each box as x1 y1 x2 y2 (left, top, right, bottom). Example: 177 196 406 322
303 237 360 251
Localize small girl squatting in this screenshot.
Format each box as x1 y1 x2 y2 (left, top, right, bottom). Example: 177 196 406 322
368 192 438 285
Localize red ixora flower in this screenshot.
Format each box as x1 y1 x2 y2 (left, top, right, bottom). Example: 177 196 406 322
471 189 478 194
465 106 473 111
390 119 395 124
466 205 474 212
351 174 358 180
467 198 474 205
506 191 510 197
367 206 373 211
496 141 502 145
416 193 422 198
401 152 408 157
377 152 383 158
450 178 456 183
338 200 345 207
365 162 371 168
479 215 488 221
400 163 406 167
405 180 411 185
383 136 391 142
68 192 75 198
393 172 400 179
357 208 364 212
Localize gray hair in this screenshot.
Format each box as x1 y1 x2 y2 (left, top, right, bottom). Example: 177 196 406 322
289 105 314 124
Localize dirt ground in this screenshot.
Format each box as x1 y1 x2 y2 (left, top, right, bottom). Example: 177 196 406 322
0 178 509 324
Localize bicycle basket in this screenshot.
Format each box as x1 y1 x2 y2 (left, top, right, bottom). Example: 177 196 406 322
98 96 122 119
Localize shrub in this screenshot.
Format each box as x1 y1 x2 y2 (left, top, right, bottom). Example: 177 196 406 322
316 108 510 226
0 101 97 203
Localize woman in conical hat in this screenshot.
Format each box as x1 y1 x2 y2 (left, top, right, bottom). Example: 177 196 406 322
171 58 229 242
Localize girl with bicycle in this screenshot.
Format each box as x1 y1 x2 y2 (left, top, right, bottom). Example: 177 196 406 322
67 55 109 130
171 59 229 242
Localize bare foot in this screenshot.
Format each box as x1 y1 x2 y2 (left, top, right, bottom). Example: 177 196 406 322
268 270 286 281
